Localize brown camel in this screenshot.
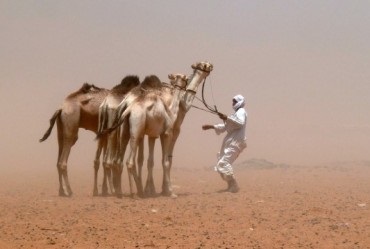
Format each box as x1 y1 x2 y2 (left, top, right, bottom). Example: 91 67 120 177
40 77 139 197
39 83 109 196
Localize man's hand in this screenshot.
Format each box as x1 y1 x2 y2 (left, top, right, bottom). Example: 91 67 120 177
202 124 214 130
218 113 227 121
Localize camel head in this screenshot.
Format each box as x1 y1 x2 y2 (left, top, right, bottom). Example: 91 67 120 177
191 61 213 73
186 61 214 94
168 73 188 90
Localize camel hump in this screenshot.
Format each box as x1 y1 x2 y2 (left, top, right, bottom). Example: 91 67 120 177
111 75 140 94
120 75 140 86
80 83 103 93
141 75 162 90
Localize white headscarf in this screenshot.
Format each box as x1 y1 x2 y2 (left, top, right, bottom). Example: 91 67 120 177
232 94 245 111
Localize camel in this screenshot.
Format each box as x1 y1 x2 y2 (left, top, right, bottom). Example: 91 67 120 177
96 75 140 196
97 74 186 198
39 77 139 197
101 74 184 198
39 83 109 196
104 61 213 198
161 61 214 197
138 73 189 197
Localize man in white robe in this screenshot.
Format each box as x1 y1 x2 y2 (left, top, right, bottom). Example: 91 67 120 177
202 94 247 193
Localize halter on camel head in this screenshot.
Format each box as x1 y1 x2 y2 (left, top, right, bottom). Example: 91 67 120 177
188 61 222 116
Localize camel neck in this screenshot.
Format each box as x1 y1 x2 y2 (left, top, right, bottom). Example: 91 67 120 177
182 70 209 112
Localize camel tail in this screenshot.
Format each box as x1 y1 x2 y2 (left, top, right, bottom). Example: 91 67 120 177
96 105 130 140
39 109 62 142
97 100 108 136
95 104 108 141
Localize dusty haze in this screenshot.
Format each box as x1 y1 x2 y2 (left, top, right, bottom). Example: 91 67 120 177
1 1 370 177
1 2 370 248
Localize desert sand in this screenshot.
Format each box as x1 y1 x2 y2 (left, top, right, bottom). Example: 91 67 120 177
0 159 369 248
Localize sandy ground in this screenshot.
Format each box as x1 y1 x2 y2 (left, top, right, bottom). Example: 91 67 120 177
0 160 369 249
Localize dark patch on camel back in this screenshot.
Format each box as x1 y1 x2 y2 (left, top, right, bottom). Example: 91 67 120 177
141 75 162 90
129 75 163 96
67 83 105 99
111 75 140 95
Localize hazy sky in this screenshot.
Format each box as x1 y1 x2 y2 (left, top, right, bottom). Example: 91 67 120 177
1 1 370 176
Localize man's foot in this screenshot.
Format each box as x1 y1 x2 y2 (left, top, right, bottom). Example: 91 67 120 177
227 178 240 193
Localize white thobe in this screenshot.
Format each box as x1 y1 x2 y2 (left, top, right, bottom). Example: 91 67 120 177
213 108 247 176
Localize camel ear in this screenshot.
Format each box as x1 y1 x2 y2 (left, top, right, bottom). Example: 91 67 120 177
168 74 175 80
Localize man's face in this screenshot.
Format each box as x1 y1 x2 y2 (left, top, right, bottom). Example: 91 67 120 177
232 99 237 106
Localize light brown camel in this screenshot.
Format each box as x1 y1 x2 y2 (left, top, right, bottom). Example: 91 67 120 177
113 74 185 198
162 61 214 197
97 75 140 196
104 61 213 198
138 73 189 197
98 75 172 197
39 83 109 196
97 75 185 198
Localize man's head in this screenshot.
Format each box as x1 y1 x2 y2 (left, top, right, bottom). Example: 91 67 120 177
232 94 245 111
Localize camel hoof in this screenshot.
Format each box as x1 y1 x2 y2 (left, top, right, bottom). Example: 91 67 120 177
115 193 123 199
144 188 157 198
161 190 176 198
93 190 99 197
130 193 141 200
136 191 145 198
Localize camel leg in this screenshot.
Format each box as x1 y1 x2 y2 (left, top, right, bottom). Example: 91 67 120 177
56 119 66 196
101 162 110 196
126 137 143 197
144 137 156 197
93 158 100 196
111 127 121 195
160 133 176 198
56 118 76 197
112 122 130 198
102 138 113 197
107 168 114 194
167 127 181 179
137 137 144 194
58 137 76 197
126 152 136 197
107 128 120 195
112 162 123 198
93 136 106 196
101 128 118 196
100 134 111 196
